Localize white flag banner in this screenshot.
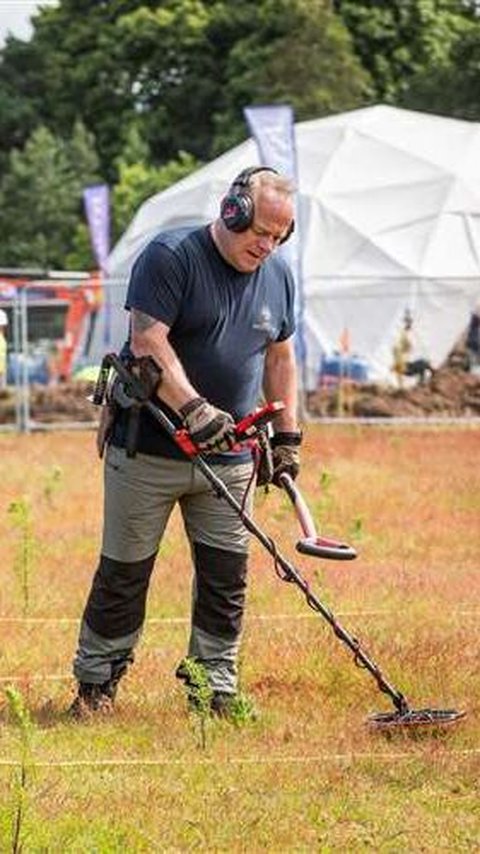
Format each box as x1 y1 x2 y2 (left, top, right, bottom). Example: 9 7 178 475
243 104 306 375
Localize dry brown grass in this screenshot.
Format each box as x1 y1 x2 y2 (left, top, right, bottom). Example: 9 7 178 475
0 425 479 850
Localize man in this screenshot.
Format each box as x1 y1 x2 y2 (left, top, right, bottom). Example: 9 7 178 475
0 309 8 390
70 166 302 718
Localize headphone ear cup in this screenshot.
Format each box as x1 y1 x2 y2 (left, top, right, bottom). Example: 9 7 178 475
280 219 295 245
220 192 254 232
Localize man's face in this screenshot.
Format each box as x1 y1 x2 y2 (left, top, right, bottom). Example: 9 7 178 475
223 188 294 273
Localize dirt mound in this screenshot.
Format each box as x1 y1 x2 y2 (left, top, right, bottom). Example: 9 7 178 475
307 364 480 418
0 381 97 424
1 364 479 426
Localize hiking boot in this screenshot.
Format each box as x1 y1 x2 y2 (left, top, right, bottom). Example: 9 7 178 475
67 682 115 721
210 691 236 718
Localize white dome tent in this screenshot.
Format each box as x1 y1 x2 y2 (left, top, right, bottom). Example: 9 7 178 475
96 106 480 388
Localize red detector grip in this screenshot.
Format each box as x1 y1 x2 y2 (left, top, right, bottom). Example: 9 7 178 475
174 400 285 457
234 400 285 442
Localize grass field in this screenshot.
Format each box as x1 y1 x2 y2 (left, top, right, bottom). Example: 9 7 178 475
0 424 479 851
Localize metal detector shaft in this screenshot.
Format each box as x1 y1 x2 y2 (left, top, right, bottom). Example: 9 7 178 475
178 425 406 712
101 353 408 714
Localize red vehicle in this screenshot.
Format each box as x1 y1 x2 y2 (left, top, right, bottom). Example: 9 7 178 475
0 268 102 381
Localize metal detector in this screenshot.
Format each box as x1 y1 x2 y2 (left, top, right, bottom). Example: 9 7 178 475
93 353 466 733
280 472 357 561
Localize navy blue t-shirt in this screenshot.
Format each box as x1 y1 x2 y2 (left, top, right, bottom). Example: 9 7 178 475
111 225 295 460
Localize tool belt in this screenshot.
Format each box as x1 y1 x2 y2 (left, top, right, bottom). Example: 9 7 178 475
93 354 162 459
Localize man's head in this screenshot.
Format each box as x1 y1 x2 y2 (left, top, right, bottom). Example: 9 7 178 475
212 167 295 273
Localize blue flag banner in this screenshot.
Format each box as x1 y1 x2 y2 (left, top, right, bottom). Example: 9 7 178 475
83 184 111 344
83 184 110 272
243 105 306 371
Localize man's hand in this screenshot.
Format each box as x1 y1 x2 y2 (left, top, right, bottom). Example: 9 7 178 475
180 397 236 452
271 431 302 486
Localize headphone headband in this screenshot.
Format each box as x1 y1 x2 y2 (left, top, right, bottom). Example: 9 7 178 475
232 166 279 189
220 165 294 242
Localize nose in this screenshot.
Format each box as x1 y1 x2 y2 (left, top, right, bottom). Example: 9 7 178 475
257 233 276 253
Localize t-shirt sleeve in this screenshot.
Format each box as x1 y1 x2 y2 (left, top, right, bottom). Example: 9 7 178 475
276 264 296 342
125 239 186 327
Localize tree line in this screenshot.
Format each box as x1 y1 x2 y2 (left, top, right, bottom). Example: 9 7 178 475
0 0 478 270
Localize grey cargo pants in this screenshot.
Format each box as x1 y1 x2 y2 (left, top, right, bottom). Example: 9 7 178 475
73 444 254 695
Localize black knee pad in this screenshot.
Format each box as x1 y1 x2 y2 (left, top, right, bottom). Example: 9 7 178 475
193 541 248 639
84 552 156 638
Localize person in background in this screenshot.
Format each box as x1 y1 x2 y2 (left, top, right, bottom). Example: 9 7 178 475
466 306 480 370
0 309 8 390
70 166 302 719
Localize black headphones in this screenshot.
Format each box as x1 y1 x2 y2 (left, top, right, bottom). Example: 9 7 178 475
220 166 295 244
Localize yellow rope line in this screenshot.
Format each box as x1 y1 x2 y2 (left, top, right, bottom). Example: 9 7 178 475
0 749 478 768
0 609 477 625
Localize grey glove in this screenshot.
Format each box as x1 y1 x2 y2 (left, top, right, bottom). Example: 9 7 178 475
271 431 302 486
180 397 236 452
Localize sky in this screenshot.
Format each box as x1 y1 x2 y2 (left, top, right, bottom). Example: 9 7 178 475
0 0 57 47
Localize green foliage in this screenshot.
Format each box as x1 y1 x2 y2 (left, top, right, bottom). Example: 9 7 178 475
0 0 370 182
402 25 480 120
337 0 478 104
43 465 63 508
180 657 213 750
213 0 372 153
224 691 259 727
0 121 100 269
0 0 477 269
8 497 35 616
65 221 96 271
112 150 199 240
349 514 365 541
5 687 34 854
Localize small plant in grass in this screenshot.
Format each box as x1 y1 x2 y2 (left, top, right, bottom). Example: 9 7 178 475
319 470 333 492
225 692 258 727
43 465 63 507
8 497 36 616
5 686 35 854
349 515 365 541
314 469 334 522
180 658 213 750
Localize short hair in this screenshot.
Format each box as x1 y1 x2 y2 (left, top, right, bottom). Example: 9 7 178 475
249 169 295 200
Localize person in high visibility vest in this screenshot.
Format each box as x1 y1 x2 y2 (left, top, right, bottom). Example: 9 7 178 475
0 309 8 390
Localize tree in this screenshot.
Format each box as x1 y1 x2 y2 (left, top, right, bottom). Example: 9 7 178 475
0 0 371 179
212 0 372 153
0 122 101 268
112 149 199 240
401 23 480 120
336 0 478 102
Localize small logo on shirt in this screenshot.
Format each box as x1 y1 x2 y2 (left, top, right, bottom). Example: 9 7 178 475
253 305 273 333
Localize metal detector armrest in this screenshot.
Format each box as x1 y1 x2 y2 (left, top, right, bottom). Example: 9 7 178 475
280 472 357 561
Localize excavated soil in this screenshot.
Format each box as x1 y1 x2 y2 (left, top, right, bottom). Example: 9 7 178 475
0 364 479 425
307 364 480 419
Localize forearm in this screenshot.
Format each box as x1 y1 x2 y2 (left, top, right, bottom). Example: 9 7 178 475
130 311 197 411
263 339 299 431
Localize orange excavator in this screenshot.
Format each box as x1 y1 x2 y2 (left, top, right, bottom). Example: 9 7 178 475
0 268 102 381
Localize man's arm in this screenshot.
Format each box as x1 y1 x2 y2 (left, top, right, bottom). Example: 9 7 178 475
130 309 236 452
130 309 197 411
263 337 299 430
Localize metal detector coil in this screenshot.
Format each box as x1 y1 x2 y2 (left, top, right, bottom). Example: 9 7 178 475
368 708 466 731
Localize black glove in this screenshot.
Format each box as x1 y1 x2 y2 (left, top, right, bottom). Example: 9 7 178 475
271 431 302 486
180 397 236 452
